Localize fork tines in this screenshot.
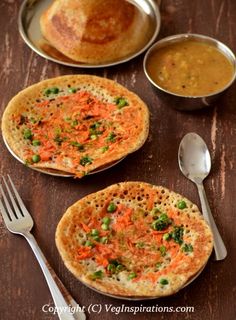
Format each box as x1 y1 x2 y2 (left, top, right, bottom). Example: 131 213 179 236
0 175 30 224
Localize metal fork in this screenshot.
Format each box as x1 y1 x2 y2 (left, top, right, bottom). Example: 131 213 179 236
0 175 86 320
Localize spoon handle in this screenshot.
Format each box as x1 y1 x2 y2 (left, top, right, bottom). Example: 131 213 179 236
196 182 227 261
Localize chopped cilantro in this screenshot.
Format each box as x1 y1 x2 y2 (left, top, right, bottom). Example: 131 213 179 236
150 207 162 217
29 117 37 124
70 141 84 151
171 226 184 245
101 146 109 153
155 262 162 270
182 243 193 253
151 213 172 231
54 135 64 146
136 242 145 249
106 132 116 142
159 245 166 257
71 119 79 127
80 156 92 166
90 122 101 130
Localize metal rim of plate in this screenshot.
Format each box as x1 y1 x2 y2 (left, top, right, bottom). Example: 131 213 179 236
2 135 125 178
18 0 161 68
76 262 208 301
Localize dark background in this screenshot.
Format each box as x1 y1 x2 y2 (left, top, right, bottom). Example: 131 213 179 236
0 0 235 319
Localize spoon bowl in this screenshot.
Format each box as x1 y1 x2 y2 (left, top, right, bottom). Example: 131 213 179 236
178 132 227 261
178 132 211 183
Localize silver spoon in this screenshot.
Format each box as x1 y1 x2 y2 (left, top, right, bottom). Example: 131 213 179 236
178 132 227 261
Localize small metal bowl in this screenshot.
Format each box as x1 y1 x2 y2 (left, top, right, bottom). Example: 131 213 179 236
143 34 236 111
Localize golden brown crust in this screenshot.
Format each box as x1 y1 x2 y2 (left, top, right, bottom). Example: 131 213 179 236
40 0 150 64
56 182 213 297
1 75 149 177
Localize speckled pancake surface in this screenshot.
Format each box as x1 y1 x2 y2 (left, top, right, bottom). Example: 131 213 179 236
1 75 149 177
40 0 151 64
56 182 213 297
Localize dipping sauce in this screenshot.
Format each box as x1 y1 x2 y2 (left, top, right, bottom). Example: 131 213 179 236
146 40 234 96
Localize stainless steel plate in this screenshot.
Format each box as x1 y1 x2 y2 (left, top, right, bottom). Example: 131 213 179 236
18 0 161 68
3 135 125 178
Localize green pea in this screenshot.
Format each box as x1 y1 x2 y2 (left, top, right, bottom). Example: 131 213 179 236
107 202 117 213
100 236 108 244
68 87 77 93
44 88 52 95
177 200 187 210
85 240 94 247
91 270 103 280
160 278 169 285
116 264 124 272
92 236 100 242
102 217 111 224
32 155 40 163
23 128 33 140
32 140 41 146
163 233 171 241
91 229 99 236
101 223 109 231
51 87 59 94
128 272 137 280
107 264 116 273
115 97 128 109
90 134 97 140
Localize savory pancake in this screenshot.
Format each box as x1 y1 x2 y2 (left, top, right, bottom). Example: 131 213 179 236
56 182 213 297
1 75 149 177
40 0 150 64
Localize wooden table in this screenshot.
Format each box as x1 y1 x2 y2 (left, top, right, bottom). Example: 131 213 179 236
0 1 235 319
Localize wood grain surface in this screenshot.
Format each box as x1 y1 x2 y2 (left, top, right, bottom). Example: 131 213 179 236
0 0 236 319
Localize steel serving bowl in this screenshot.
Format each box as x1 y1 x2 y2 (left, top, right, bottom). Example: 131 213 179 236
143 33 236 111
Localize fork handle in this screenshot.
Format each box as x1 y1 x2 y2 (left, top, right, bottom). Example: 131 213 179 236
23 232 86 320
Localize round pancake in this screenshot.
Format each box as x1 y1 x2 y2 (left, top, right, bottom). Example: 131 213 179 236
40 0 151 64
56 182 213 297
1 75 149 177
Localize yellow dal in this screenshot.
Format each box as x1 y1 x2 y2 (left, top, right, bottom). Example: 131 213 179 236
146 40 234 96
